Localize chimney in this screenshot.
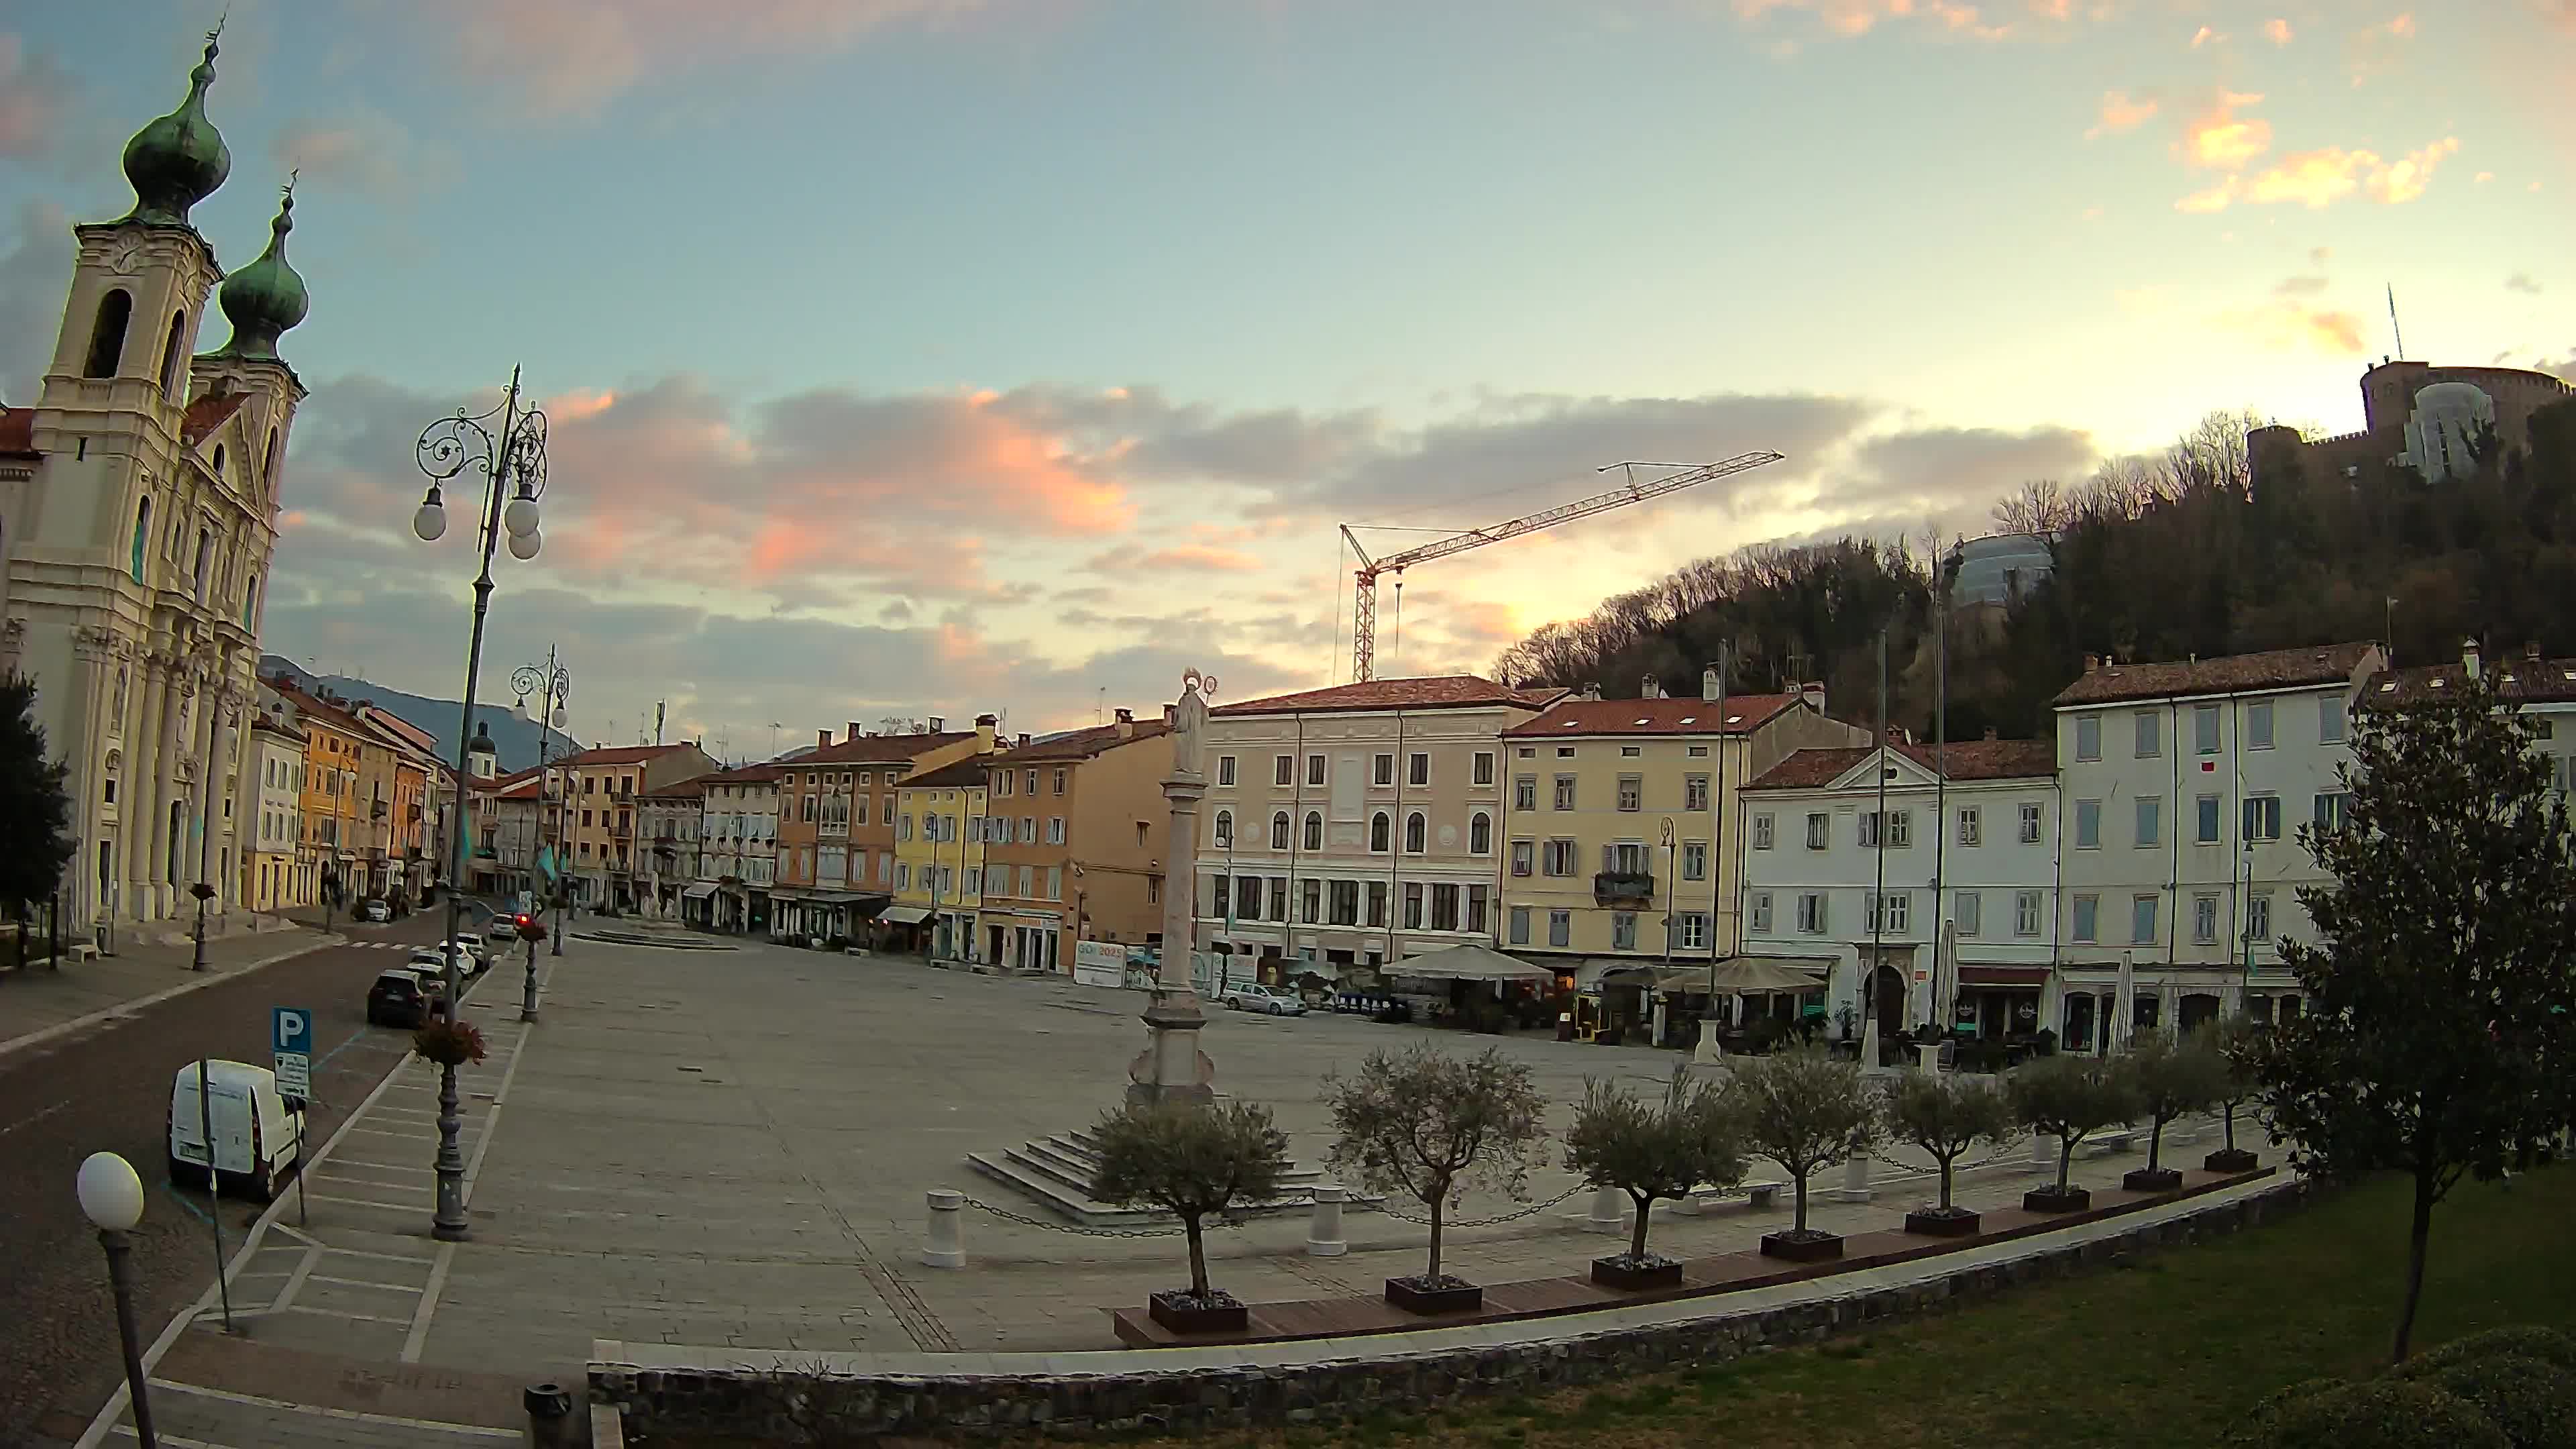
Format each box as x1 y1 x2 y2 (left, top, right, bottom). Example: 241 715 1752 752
818 728 833 750
1641 676 1662 699
1581 681 1603 702
926 716 945 733
1017 732 1031 747
1799 680 1826 714
2083 653 2100 673
1114 706 1135 739
2527 640 2544 661
973 712 997 751
2462 637 2481 680
1164 703 1177 727
847 722 864 741
1701 667 1721 702
1984 727 1999 741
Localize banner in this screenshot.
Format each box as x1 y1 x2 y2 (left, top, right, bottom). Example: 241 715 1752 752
1071 941 1127 989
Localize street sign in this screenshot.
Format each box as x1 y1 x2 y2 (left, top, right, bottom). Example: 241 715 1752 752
272 1006 313 1099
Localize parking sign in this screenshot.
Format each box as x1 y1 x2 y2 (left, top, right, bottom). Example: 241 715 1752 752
272 1006 313 1099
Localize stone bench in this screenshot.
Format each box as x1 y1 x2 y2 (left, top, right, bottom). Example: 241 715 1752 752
2085 1128 2143 1157
1672 1179 1788 1215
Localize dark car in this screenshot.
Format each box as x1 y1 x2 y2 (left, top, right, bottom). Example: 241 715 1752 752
366 969 437 1028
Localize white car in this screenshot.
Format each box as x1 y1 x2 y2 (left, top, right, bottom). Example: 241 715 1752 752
1222 982 1307 1016
410 945 482 979
360 899 391 923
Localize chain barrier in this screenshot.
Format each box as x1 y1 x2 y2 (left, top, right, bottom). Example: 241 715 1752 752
956 1195 1214 1239
1375 1184 1586 1229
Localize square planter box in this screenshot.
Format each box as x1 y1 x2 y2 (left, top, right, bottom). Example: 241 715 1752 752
2204 1148 2260 1174
1590 1255 1684 1291
1759 1230 1844 1263
2023 1185 2092 1214
1384 1276 1483 1315
1146 1291 1247 1336
1904 1207 1982 1238
2122 1167 2184 1193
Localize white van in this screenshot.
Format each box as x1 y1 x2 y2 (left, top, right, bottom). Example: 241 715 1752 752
168 1060 307 1201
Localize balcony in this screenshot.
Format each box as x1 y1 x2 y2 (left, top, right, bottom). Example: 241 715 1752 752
1593 871 1656 907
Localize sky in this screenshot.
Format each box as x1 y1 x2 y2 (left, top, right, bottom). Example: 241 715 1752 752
3 0 2571 757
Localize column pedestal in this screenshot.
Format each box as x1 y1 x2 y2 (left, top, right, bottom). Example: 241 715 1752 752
1127 765 1214 1108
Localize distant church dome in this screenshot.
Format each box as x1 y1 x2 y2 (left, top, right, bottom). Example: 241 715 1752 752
119 33 229 227
2402 381 2496 483
210 189 309 362
1948 533 2053 607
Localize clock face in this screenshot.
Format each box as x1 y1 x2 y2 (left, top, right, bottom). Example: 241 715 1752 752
107 240 145 276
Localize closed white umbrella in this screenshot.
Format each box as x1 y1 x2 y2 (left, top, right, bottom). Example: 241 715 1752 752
2114 949 2135 1055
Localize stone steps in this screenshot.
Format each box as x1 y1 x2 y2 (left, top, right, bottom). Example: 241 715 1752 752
966 1129 1372 1226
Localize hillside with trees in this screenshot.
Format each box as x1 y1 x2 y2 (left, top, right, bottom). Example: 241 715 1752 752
1491 400 2576 740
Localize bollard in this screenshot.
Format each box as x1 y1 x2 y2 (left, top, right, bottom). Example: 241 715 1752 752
2028 1130 2057 1175
1825 1153 1874 1203
1671 1184 1702 1217
1585 1185 1625 1233
1305 1184 1348 1256
524 1382 578 1448
922 1189 966 1269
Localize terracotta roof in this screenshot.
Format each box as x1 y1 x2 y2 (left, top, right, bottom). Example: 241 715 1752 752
903 758 990 791
2050 643 2378 708
799 730 977 765
180 392 251 447
1745 738 2056 792
265 680 366 735
2368 655 2576 706
1502 694 1801 738
558 743 702 767
0 407 33 458
641 775 712 799
994 718 1171 762
1212 676 1561 717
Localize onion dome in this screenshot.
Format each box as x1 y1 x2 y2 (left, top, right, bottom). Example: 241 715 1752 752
120 32 231 227
211 186 309 362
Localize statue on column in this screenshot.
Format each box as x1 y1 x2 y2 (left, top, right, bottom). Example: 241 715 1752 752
1170 667 1214 780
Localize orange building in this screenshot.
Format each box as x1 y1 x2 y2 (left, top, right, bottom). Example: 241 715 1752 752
977 708 1171 972
769 716 994 941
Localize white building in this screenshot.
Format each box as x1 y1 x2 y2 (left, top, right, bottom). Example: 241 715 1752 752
694 762 780 932
2051 642 2383 1043
241 712 305 912
1195 676 1558 981
0 38 309 934
1738 737 2060 1044
2370 640 2576 796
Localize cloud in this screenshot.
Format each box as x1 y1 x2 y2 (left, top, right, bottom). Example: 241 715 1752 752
0 200 73 405
0 34 68 158
2263 17 2294 44
1723 0 2036 40
2347 11 2416 85
272 107 462 199
2508 272 2543 295
2189 24 2220 48
1842 425 2099 529
2476 170 2496 183
2273 273 2328 297
2086 90 2159 139
1083 543 1263 574
2176 136 2459 212
2177 91 2272 170
435 0 995 118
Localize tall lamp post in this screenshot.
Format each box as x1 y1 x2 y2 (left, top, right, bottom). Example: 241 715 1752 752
411 369 549 1242
513 651 571 1005
76 1151 158 1448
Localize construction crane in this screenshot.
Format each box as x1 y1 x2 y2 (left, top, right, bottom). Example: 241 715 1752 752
1338 451 1786 682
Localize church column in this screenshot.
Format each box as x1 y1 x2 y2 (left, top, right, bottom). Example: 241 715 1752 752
182 666 219 908
65 629 113 926
152 663 195 920
125 655 170 922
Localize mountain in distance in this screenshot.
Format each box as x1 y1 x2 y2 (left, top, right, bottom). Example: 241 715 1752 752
260 655 578 775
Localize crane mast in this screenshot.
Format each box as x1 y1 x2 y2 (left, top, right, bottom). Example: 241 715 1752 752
1342 451 1785 682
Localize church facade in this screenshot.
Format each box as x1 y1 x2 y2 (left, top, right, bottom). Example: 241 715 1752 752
0 30 313 935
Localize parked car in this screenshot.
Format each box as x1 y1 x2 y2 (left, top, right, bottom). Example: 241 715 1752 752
486 914 531 948
1221 982 1307 1016
368 968 439 1027
168 1060 306 1201
440 936 490 971
359 898 391 923
409 946 483 980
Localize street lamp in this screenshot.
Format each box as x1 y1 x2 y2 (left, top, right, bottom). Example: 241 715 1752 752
512 651 572 1007
76 1151 158 1448
412 368 549 1243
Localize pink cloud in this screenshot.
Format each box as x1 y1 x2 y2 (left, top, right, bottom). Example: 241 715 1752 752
2176 91 2271 170
0 35 67 157
1725 0 2043 39
2263 17 2294 44
2222 301 2367 356
2183 136 2461 211
2086 89 2159 138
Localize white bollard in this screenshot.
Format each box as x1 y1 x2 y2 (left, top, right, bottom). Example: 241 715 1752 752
1915 1043 1943 1074
1305 1184 1348 1256
2027 1130 2057 1176
1825 1152 1874 1203
922 1189 966 1269
1586 1185 1626 1233
1671 1185 1703 1218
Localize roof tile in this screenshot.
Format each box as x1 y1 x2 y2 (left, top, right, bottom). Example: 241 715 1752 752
2051 643 2378 707
1746 738 2056 791
1502 694 1800 738
2368 656 2576 706
993 719 1171 762
0 407 33 458
1212 675 1560 717
180 392 251 447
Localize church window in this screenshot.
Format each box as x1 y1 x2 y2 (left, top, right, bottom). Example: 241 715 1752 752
193 527 212 603
130 497 151 581
242 573 258 627
158 311 186 397
85 290 131 378
211 444 225 478
262 428 279 491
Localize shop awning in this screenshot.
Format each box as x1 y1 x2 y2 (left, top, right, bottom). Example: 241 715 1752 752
680 881 718 901
879 906 932 925
1382 944 1552 982
1958 964 2051 986
1701 955 1834 994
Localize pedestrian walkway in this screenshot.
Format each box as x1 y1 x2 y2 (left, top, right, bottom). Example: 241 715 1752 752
0 924 334 1061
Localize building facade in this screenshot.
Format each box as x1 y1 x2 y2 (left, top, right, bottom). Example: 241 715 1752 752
1193 676 1558 983
769 718 992 941
261 680 365 909
694 763 780 932
1738 738 2061 1044
977 710 1171 973
2248 358 2574 490
2051 642 2383 1041
241 712 305 912
1497 676 1862 979
0 37 311 935
892 758 989 958
547 743 716 912
637 775 706 919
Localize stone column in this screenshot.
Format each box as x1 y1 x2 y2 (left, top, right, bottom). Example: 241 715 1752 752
127 656 170 922
1127 671 1216 1109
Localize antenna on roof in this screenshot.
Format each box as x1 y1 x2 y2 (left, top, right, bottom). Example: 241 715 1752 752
2387 284 2406 360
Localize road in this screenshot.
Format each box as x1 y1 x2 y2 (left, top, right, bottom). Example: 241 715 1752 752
0 910 517 1447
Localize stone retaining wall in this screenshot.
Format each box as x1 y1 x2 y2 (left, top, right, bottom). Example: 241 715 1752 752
595 1179 2311 1442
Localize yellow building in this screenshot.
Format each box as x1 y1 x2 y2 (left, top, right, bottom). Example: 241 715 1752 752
892 757 989 961
263 680 368 908
1497 678 1863 1006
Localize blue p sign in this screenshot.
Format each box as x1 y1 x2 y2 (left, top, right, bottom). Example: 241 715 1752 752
272 1007 311 1058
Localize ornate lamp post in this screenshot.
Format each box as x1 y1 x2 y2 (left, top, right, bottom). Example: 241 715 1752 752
411 370 549 1242
512 651 571 1006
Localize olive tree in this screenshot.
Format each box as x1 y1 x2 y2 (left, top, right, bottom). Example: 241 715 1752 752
1324 1044 1548 1286
2206 1015 2267 1165
2127 1029 2231 1177
1089 1100 1289 1304
1727 1046 1881 1238
1564 1065 1746 1263
1883 1069 2018 1216
2008 1053 2141 1197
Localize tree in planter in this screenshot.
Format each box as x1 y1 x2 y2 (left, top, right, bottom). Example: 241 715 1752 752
1728 1045 1881 1259
2123 1028 2233 1189
2253 666 2576 1363
1563 1065 1747 1286
1324 1044 1548 1310
2007 1053 2141 1210
0 675 75 965
1088 1100 1289 1330
2204 1016 2266 1172
1883 1069 2019 1236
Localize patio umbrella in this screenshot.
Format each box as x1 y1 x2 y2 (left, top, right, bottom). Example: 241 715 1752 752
2114 950 2135 1055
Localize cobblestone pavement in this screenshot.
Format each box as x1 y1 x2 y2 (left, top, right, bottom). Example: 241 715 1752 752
65 929 2277 1446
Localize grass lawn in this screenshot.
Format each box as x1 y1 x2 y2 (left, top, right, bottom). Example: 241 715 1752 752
1106 1167 2575 1449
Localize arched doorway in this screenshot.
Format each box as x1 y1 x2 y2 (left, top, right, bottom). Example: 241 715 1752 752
1870 962 1904 1044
